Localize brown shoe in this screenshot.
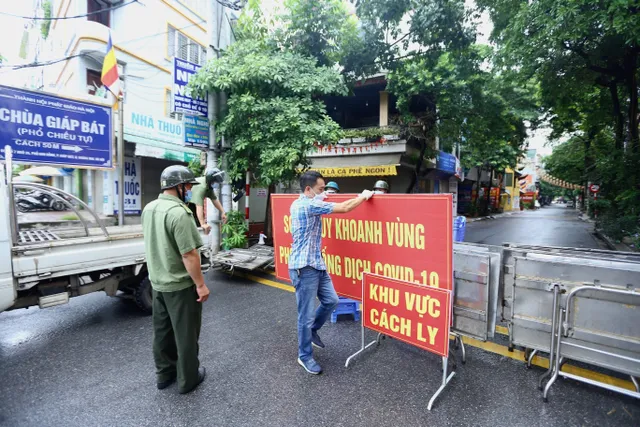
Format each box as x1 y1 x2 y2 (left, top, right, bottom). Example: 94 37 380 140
179 367 206 394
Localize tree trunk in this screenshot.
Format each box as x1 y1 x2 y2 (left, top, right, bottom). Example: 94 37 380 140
484 166 494 215
406 141 428 193
627 48 639 152
583 130 594 212
609 81 625 151
263 183 276 244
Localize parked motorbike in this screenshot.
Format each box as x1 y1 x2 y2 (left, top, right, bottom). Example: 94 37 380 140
15 190 67 212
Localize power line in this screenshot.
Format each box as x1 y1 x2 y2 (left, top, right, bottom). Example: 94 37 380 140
0 21 206 70
0 0 140 20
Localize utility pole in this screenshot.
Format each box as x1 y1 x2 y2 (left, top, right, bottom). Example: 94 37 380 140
219 92 232 217
117 96 125 227
206 0 221 253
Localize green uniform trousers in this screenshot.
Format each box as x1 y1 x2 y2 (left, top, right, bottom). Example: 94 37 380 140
152 285 202 393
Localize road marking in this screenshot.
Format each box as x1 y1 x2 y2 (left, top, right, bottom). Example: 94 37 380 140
238 271 635 392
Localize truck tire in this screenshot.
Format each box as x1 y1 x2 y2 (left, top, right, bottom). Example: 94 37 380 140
134 277 153 315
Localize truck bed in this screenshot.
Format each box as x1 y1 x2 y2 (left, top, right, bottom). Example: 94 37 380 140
12 225 208 287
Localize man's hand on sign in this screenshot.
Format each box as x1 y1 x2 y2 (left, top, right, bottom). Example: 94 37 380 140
202 223 211 235
360 189 374 200
196 283 210 303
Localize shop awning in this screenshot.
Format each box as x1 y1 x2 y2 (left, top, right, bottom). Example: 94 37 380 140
312 164 398 177
126 134 200 163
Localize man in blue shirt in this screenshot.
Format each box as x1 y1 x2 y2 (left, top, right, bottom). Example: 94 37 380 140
289 170 374 374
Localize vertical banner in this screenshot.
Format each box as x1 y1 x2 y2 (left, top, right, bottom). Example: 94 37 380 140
362 273 451 357
183 115 209 148
113 156 141 215
172 58 207 116
271 194 453 300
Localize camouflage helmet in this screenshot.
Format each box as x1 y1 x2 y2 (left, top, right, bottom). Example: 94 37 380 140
205 167 226 188
160 165 199 190
374 180 389 191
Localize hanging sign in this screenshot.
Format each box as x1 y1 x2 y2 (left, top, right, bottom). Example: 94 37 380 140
172 58 207 116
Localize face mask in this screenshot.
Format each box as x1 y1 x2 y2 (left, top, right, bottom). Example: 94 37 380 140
311 189 327 201
184 189 193 203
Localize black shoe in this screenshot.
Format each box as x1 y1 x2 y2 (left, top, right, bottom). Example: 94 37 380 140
157 377 176 390
179 367 206 394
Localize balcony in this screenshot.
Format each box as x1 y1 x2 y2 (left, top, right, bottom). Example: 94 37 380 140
62 20 111 57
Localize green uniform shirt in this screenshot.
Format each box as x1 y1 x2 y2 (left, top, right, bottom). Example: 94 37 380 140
142 194 203 292
190 176 217 207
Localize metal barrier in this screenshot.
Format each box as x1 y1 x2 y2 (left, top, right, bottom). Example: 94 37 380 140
542 285 640 401
502 244 640 401
452 243 502 342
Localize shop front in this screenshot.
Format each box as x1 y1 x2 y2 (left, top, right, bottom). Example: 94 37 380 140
84 111 202 219
305 137 409 193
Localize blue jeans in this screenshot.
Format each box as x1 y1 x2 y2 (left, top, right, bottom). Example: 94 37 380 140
289 267 339 361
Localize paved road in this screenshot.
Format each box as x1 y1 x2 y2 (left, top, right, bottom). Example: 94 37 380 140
465 205 603 248
1 269 638 426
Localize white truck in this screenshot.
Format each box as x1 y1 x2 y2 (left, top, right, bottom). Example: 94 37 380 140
0 162 210 315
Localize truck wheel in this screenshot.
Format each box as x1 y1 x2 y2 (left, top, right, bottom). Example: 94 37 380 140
134 277 153 315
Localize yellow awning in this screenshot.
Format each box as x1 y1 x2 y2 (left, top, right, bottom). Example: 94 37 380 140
311 165 397 177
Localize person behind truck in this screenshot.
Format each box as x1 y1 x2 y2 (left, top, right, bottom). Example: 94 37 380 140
141 165 209 394
289 170 374 375
373 180 389 194
191 167 227 234
325 181 340 194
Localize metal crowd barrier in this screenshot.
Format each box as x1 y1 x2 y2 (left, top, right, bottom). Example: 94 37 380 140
501 244 640 401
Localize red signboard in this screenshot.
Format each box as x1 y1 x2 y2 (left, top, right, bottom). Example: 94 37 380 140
271 194 453 300
362 273 451 357
589 184 600 193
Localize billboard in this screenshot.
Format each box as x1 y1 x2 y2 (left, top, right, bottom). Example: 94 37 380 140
272 194 453 300
0 85 113 168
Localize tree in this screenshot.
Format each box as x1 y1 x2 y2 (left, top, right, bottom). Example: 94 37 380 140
190 39 346 186
477 0 640 222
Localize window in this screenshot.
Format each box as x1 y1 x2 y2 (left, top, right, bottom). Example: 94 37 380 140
506 172 514 188
176 0 206 18
167 25 206 65
87 0 110 27
86 69 103 96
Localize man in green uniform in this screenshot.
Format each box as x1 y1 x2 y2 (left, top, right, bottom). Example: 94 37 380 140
142 165 209 394
190 167 227 234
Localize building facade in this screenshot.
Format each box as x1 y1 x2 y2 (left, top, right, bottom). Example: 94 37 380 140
40 0 235 220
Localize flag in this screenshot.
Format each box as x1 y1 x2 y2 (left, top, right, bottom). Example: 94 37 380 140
101 32 120 101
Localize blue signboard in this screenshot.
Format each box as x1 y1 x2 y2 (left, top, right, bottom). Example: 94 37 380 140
173 58 208 116
183 115 209 148
0 85 113 168
436 151 457 174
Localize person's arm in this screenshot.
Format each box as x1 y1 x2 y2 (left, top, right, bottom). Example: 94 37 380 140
196 205 211 235
212 199 227 222
182 249 209 302
332 190 374 214
174 211 210 302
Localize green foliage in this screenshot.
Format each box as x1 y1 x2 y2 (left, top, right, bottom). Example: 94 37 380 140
341 126 399 141
189 36 346 186
478 0 640 236
188 157 204 177
221 211 249 249
40 1 52 40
